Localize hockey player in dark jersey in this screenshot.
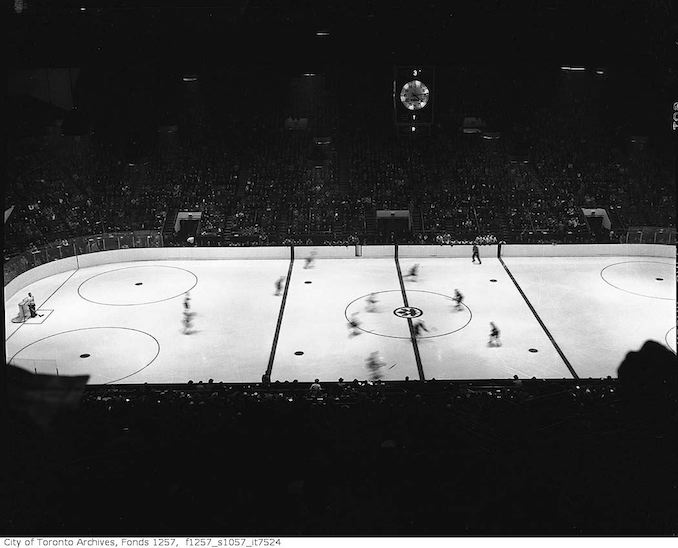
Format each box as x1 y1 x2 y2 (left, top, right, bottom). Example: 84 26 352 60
406 263 420 281
303 251 317 269
366 292 378 312
413 320 429 338
274 275 285 296
453 289 464 311
489 322 501 346
472 243 482 264
347 312 362 337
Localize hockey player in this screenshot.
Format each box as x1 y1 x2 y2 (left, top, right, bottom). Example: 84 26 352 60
347 312 362 337
303 251 317 269
27 292 38 317
183 291 191 310
472 243 482 264
365 351 386 381
406 263 420 281
489 322 501 346
182 310 195 334
413 320 429 338
453 289 464 311
366 292 378 312
274 275 285 296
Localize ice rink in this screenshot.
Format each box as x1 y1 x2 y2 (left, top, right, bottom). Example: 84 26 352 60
5 253 676 384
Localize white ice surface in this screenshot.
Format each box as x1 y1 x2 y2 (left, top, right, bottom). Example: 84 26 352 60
273 258 419 382
400 258 571 379
502 256 676 378
5 254 676 383
6 260 287 383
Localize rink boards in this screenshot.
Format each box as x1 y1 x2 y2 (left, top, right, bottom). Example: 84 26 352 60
4 245 676 384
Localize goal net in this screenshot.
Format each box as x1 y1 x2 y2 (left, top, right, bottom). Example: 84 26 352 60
11 299 32 323
9 357 60 376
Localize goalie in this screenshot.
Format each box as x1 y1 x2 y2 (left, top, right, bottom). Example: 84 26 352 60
11 292 43 323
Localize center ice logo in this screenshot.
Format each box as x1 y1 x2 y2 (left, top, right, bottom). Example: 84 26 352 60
393 306 423 319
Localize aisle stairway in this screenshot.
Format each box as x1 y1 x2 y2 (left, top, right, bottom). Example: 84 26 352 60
410 207 423 236
365 207 377 243
162 206 178 243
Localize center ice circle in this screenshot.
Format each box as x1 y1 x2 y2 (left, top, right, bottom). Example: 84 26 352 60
600 261 675 300
9 327 160 384
393 306 423 318
345 290 471 339
78 265 198 305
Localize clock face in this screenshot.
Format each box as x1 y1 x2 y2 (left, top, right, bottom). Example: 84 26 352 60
399 80 430 110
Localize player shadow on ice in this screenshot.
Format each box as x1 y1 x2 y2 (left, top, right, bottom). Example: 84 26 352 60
180 329 202 335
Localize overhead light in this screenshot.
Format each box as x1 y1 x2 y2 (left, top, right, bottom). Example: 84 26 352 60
595 69 605 75
411 126 416 132
80 6 86 11
316 31 330 36
303 73 315 77
182 75 198 82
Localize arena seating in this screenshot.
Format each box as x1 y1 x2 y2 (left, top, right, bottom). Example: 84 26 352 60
7 72 674 252
8 352 677 535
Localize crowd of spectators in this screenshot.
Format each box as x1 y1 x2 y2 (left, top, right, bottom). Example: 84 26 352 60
8 339 677 536
435 233 499 246
6 67 675 257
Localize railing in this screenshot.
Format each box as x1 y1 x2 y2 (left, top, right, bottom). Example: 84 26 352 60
501 227 594 244
3 230 163 286
623 227 676 245
5 226 674 288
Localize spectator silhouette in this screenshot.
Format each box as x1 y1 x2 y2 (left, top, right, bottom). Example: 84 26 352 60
617 340 678 421
309 379 322 397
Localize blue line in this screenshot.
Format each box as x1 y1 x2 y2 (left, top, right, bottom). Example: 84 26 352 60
499 257 579 379
266 246 295 379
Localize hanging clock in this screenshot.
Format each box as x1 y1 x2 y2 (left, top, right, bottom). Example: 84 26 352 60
393 66 435 133
399 80 430 110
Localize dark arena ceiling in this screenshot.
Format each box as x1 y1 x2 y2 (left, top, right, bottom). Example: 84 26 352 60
7 0 678 69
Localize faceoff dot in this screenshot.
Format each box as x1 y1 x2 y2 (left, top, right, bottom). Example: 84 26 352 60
294 351 304 356
528 348 538 353
80 353 91 358
134 282 143 286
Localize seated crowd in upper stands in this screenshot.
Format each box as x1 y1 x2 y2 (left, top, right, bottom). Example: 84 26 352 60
6 72 674 256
